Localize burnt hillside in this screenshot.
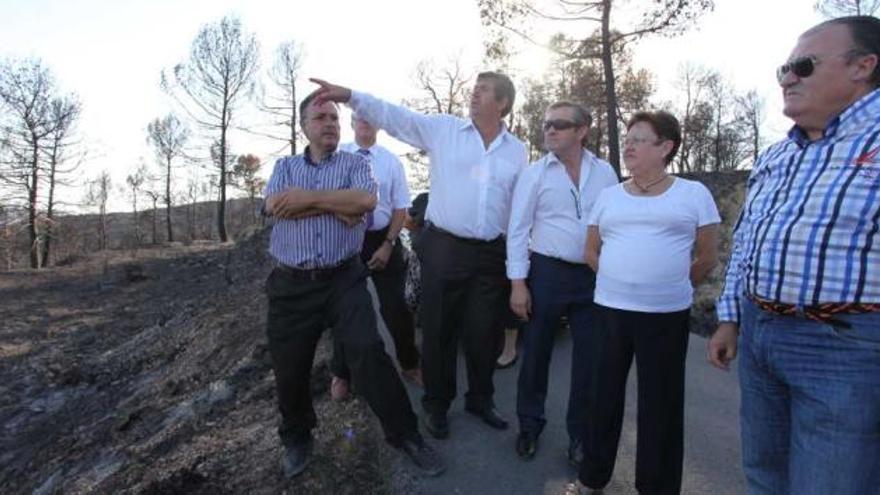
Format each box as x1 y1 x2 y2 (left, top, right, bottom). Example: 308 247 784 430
0 230 416 494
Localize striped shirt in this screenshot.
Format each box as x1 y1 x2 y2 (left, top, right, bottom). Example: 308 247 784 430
264 148 377 269
717 88 880 323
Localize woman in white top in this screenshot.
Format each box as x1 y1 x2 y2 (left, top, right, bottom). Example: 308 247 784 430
572 111 720 495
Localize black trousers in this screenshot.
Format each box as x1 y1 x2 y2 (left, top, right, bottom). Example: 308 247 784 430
331 228 420 378
580 304 690 494
415 225 509 414
265 257 419 447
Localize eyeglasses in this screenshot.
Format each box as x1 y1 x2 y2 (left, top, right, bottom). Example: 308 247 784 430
543 119 581 131
622 135 663 147
776 50 867 84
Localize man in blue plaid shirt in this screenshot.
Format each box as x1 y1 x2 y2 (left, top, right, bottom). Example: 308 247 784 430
708 16 880 495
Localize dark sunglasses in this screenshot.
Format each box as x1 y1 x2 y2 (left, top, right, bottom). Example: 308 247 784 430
543 119 581 131
776 56 818 84
776 50 868 84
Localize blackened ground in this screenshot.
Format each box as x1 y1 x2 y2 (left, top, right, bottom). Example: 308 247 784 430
0 229 416 494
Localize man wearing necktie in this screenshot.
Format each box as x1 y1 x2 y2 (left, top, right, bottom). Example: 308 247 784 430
329 114 422 401
311 73 528 439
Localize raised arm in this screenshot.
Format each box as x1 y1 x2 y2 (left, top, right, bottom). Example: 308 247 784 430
311 78 445 153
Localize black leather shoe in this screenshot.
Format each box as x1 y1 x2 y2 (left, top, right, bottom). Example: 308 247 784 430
516 432 537 460
282 438 313 479
464 405 509 430
396 436 447 476
568 438 584 468
423 411 450 439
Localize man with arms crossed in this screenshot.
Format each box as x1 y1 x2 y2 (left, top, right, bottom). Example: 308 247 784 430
507 101 618 464
263 91 444 478
311 72 528 439
708 16 880 494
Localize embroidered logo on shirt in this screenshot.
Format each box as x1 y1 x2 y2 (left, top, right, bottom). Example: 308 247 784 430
854 146 879 166
854 147 880 181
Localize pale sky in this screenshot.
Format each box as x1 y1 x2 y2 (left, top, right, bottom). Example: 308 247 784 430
0 0 823 212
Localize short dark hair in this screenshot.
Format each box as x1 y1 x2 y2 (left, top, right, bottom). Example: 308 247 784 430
547 101 592 128
547 101 592 147
813 16 880 87
626 110 682 165
298 90 337 128
477 71 516 117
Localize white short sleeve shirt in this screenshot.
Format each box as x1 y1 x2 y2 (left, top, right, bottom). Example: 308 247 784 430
588 178 721 312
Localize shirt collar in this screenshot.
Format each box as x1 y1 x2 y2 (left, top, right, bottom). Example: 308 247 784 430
303 145 338 166
545 148 595 168
459 119 511 142
349 141 377 153
787 87 880 147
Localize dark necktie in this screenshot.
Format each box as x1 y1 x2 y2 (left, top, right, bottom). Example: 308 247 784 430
357 148 374 229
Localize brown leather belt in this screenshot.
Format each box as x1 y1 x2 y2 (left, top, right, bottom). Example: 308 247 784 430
748 295 880 329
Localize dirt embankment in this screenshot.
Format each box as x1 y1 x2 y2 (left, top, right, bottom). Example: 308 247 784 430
0 229 408 494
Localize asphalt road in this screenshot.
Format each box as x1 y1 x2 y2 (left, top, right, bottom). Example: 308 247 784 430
368 284 746 495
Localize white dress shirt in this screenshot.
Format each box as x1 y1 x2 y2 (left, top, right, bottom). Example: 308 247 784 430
349 91 528 240
339 142 411 231
506 150 618 280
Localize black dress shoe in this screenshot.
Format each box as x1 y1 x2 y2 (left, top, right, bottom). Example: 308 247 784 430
516 432 537 460
423 411 450 439
568 438 584 468
282 438 313 479
464 405 509 430
395 436 447 476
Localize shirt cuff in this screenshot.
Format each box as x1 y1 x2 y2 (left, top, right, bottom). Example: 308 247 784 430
506 261 530 280
715 295 741 324
349 90 366 109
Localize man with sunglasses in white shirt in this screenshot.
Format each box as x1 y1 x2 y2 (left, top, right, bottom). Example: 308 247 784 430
310 73 528 440
507 102 618 464
708 16 880 495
